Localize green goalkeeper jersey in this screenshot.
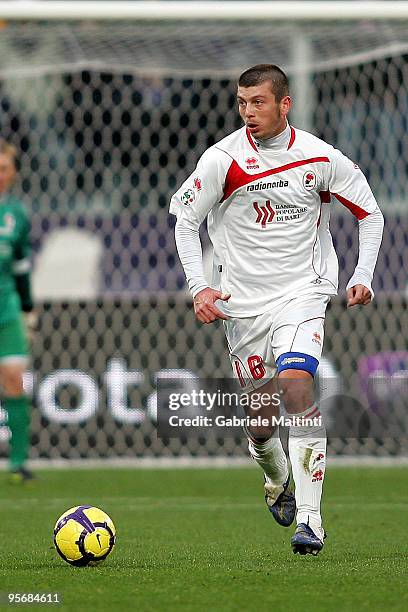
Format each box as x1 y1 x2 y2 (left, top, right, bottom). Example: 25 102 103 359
0 194 33 325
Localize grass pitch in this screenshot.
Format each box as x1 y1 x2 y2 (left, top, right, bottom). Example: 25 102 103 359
1 466 407 612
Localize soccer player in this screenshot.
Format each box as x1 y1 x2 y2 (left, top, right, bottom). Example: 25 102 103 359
170 65 384 555
0 140 36 483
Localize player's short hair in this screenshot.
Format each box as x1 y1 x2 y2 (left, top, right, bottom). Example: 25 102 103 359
238 65 289 102
0 139 18 165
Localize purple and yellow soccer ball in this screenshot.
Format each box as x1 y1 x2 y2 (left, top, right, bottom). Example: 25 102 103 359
53 506 116 566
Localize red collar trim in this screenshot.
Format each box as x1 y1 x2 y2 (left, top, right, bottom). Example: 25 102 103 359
246 128 258 152
247 125 295 151
287 126 296 150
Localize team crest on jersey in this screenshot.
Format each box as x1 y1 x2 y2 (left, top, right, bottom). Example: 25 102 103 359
181 189 195 206
303 171 316 190
246 157 259 170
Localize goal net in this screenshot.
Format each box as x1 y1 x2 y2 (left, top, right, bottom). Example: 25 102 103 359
0 8 407 460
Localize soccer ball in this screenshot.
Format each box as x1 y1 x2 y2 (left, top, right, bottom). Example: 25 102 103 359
54 505 116 567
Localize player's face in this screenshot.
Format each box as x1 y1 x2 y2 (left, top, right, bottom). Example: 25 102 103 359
0 154 16 195
237 81 291 140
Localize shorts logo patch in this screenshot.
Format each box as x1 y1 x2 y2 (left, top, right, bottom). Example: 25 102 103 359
312 332 322 345
181 189 195 206
193 177 202 191
303 171 316 190
0 213 15 236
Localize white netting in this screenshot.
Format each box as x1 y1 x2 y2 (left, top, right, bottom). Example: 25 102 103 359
0 16 407 459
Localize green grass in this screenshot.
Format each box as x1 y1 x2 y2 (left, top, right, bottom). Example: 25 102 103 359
1 466 407 612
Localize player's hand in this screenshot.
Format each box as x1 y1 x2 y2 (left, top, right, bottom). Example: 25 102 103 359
193 288 231 324
24 310 38 343
347 284 372 308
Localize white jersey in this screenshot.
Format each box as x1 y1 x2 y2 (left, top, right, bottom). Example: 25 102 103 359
170 124 381 317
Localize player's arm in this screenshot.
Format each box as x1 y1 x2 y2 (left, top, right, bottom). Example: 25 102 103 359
327 149 384 307
13 209 36 334
169 148 231 323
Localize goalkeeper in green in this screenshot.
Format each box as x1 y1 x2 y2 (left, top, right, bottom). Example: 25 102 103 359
0 140 35 483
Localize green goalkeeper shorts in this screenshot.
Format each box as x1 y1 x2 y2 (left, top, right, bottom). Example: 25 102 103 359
0 315 29 362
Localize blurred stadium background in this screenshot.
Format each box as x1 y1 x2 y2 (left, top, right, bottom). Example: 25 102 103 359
0 1 407 462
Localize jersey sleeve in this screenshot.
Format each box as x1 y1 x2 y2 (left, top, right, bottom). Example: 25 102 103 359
13 207 31 268
326 148 383 296
169 147 229 230
13 207 33 312
327 148 378 218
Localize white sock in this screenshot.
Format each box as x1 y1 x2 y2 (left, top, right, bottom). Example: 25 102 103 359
288 404 326 540
248 435 289 494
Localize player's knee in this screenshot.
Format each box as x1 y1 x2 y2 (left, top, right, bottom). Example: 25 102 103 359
3 379 25 396
0 368 25 396
243 417 277 442
276 353 317 412
246 429 277 443
276 352 319 378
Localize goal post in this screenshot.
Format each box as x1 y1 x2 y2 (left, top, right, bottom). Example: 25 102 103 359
0 2 407 461
0 1 408 21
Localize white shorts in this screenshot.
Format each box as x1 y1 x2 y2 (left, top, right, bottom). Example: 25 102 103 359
224 293 330 390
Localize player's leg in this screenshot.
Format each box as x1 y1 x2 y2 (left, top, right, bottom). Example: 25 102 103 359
0 316 33 483
224 315 295 526
272 294 329 552
243 377 295 526
278 368 326 553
